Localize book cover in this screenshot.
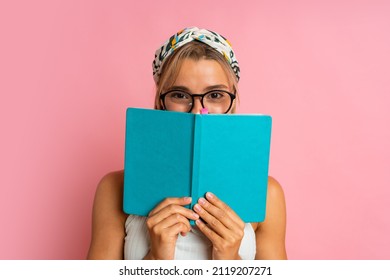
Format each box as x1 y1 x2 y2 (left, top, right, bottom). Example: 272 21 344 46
123 107 272 223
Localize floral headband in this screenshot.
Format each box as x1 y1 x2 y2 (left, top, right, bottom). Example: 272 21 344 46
152 27 240 84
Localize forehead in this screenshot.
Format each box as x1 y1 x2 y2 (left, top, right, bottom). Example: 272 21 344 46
172 58 231 92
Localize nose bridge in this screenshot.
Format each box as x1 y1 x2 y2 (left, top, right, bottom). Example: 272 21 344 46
190 95 204 114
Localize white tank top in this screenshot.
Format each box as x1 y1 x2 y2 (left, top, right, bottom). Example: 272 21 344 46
124 215 256 260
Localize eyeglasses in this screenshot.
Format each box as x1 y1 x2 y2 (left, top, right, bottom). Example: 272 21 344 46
160 89 236 114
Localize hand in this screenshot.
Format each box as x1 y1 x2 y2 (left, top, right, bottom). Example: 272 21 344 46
193 192 245 260
144 197 199 260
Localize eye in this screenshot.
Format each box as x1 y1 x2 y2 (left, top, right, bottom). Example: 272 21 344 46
169 91 190 99
206 91 225 99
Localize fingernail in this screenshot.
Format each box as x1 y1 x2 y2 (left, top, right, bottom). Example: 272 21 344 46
184 197 192 202
198 197 206 205
194 204 201 212
206 192 214 199
193 212 199 219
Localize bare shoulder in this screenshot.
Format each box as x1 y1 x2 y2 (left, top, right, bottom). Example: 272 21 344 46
266 176 286 208
261 176 286 227
253 176 287 259
93 169 127 221
87 170 127 259
97 170 124 192
252 176 286 230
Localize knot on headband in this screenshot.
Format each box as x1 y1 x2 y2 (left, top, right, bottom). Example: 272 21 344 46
152 27 240 84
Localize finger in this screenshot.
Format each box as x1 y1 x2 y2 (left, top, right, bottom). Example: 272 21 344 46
149 197 192 216
150 213 192 236
148 204 199 227
195 197 239 232
164 221 192 238
195 218 222 244
193 202 231 239
204 192 245 229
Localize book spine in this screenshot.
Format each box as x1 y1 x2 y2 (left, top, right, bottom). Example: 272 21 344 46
191 115 202 213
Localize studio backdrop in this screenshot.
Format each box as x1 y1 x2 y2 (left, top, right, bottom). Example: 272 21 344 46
0 0 389 259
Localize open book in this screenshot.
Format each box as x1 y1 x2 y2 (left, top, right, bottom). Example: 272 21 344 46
123 107 272 223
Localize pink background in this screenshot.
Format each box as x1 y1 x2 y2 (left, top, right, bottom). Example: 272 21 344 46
1 0 389 259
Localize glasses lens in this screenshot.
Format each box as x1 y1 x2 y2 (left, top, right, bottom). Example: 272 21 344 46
164 91 193 112
203 91 233 113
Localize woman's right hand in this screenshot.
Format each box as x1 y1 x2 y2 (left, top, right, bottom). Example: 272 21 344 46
144 197 199 260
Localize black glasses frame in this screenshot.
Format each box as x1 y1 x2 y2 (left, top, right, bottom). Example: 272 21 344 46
160 89 236 114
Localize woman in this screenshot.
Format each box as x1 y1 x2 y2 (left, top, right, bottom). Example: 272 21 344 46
87 27 287 260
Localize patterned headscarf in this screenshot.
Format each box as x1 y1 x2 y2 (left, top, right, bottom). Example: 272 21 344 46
152 27 240 84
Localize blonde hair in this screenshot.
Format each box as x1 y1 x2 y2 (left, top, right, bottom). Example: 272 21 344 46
154 41 239 113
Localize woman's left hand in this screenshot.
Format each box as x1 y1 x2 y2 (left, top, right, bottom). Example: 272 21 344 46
193 192 245 260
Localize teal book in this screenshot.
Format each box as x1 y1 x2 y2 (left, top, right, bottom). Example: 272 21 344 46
123 107 272 223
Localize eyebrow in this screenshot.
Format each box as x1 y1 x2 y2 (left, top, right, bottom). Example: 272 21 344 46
168 84 229 92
